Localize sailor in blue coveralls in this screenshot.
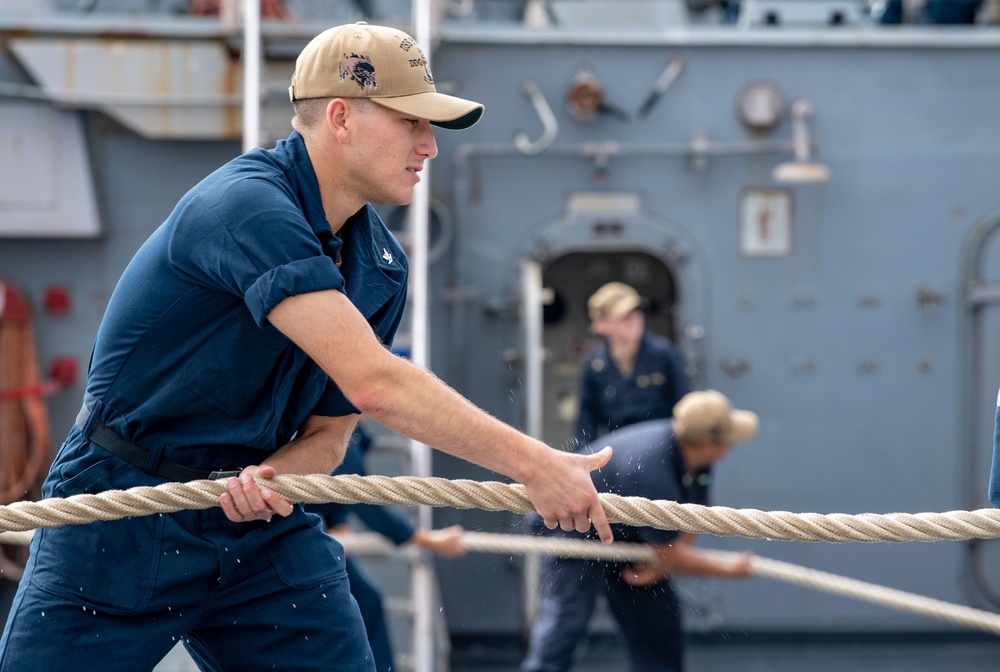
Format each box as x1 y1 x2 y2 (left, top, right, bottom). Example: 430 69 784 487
575 282 691 448
0 23 617 672
523 391 759 672
305 424 466 672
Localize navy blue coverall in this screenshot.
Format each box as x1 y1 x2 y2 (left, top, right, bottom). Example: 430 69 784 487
306 428 417 672
575 332 691 447
989 396 1000 508
0 131 407 672
522 419 710 672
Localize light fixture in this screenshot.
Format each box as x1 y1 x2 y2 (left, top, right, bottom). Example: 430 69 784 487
772 98 831 184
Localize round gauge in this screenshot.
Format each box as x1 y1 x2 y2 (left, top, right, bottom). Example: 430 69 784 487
736 82 785 133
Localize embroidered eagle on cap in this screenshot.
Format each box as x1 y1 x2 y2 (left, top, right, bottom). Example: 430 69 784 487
340 52 377 91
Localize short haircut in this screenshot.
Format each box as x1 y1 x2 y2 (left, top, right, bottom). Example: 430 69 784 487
292 97 376 131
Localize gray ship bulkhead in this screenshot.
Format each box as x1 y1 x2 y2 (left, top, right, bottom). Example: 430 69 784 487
2 0 1000 660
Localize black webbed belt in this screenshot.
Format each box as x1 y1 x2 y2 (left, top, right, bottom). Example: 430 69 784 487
86 420 243 482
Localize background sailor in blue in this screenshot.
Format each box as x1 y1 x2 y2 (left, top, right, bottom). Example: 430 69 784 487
575 282 691 447
523 390 758 672
989 387 1000 508
0 22 617 672
306 422 466 672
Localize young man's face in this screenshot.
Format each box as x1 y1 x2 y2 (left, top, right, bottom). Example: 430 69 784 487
592 309 643 341
344 102 439 207
683 441 732 470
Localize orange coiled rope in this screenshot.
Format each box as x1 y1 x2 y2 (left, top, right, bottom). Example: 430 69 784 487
0 281 53 579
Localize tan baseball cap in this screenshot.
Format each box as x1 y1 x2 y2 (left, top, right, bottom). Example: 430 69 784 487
587 282 643 322
288 22 484 130
672 390 758 445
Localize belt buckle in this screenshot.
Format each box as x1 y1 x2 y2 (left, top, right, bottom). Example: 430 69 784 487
208 469 243 480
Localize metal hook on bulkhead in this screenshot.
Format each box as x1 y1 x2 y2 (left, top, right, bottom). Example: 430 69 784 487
514 80 559 155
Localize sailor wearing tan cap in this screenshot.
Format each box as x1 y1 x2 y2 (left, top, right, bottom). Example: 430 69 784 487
523 390 759 672
575 282 691 447
0 23 615 672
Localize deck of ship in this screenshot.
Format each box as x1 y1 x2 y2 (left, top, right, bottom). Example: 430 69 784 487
152 633 1000 671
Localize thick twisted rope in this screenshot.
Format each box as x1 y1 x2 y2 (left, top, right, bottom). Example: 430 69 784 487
336 530 661 562
3 474 1000 543
336 531 1000 637
700 549 1000 637
7 475 997 636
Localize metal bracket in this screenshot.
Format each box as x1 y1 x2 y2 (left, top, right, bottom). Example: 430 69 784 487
515 80 559 155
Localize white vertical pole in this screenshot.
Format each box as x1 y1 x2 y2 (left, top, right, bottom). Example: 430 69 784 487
409 2 435 672
242 0 261 153
521 260 544 442
521 259 544 627
410 0 433 508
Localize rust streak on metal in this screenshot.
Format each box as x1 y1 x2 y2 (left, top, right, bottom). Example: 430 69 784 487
222 45 240 139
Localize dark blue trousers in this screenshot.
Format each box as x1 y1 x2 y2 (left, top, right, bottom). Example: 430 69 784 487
0 431 375 672
521 556 683 672
346 556 396 672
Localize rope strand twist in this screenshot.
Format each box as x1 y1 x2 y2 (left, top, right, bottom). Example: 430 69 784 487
334 531 1000 637
2 474 1000 543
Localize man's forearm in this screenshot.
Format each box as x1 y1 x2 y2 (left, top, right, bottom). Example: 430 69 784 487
653 541 747 578
269 289 542 482
263 414 358 476
268 289 615 543
351 355 541 483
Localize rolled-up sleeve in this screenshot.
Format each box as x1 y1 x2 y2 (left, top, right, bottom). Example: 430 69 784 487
172 177 345 323
246 256 344 327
